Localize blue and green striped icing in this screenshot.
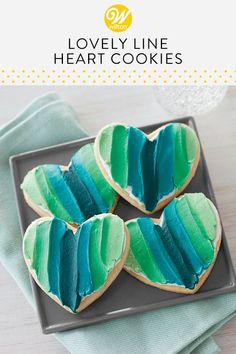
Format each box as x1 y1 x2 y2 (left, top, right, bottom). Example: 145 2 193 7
23 214 126 313
21 143 117 225
96 123 199 212
125 193 219 290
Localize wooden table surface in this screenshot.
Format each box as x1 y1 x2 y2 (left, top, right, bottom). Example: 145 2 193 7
0 86 235 354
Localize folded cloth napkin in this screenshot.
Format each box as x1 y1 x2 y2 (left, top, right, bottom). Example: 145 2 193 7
0 92 235 354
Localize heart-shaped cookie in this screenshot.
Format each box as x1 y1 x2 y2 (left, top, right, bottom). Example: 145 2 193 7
21 143 118 226
95 123 200 213
124 193 221 294
23 213 129 313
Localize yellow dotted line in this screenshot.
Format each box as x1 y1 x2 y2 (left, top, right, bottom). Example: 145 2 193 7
1 69 236 74
0 80 231 85
0 69 236 85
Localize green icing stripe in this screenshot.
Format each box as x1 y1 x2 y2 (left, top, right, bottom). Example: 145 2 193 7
89 215 125 290
125 249 142 274
89 218 108 289
127 220 166 283
174 125 191 188
185 126 198 162
100 215 125 270
32 221 51 291
23 221 37 261
35 167 73 222
173 125 198 189
21 169 49 211
110 125 128 188
185 194 217 241
78 144 116 208
98 125 114 164
176 195 214 264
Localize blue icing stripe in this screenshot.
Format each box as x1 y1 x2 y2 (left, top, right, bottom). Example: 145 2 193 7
161 221 198 289
59 229 80 312
76 221 94 297
127 127 160 211
156 125 175 200
153 133 161 202
44 165 84 224
141 139 159 211
164 200 207 273
71 153 108 213
138 218 183 285
48 218 67 298
127 127 146 202
64 165 100 220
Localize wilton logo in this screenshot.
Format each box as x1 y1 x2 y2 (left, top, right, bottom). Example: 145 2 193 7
104 4 132 32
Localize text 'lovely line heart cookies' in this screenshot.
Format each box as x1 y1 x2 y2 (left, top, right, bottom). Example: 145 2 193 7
124 193 221 294
94 122 200 213
23 214 129 313
21 143 119 226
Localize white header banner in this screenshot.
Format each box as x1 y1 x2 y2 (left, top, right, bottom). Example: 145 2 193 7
0 0 235 84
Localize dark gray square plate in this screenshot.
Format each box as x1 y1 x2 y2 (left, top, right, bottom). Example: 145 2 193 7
10 117 236 334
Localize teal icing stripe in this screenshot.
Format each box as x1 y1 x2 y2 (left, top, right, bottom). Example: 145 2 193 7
137 218 183 285
128 127 146 202
71 152 108 214
161 220 198 289
164 200 207 273
59 229 80 312
44 165 85 223
76 221 94 297
78 144 116 209
47 218 67 299
140 139 157 211
64 165 100 220
156 124 175 200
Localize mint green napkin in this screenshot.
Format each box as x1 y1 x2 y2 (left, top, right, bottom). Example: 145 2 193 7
0 92 235 354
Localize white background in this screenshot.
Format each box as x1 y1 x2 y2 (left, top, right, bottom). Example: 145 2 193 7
0 0 235 70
